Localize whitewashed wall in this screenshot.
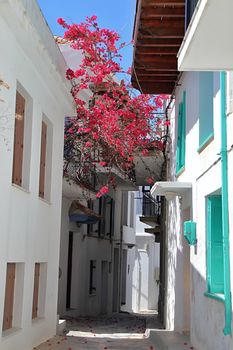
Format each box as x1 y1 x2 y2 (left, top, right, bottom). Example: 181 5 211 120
130 190 160 313
166 71 233 350
0 0 73 349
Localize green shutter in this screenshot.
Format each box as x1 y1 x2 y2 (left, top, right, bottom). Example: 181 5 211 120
199 72 214 148
176 91 186 173
207 195 224 294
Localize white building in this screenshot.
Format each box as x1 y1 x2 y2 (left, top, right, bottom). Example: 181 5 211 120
0 0 73 349
58 185 137 317
133 1 233 350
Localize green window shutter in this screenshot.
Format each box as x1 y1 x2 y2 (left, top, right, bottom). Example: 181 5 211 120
207 195 224 294
199 72 214 147
176 91 186 173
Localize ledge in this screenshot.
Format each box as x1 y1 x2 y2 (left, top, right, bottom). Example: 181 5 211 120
204 291 225 303
176 165 185 178
197 133 214 154
2 327 22 339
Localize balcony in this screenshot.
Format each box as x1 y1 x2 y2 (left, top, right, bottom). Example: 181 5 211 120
178 0 233 71
139 187 161 227
131 0 185 94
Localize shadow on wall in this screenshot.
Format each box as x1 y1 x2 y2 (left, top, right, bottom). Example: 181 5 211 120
166 198 233 350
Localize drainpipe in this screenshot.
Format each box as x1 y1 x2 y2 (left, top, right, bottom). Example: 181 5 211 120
220 71 232 336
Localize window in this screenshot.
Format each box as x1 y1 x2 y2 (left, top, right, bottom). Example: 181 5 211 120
39 121 47 198
12 92 25 187
89 260 97 295
12 85 32 189
103 197 115 237
130 193 134 228
122 191 128 226
3 263 16 331
2 263 24 332
206 195 224 294
39 116 53 200
32 263 40 319
32 263 47 320
88 197 114 237
176 91 186 174
199 72 214 150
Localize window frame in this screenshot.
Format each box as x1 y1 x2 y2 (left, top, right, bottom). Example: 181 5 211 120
205 194 224 301
176 91 186 175
198 72 214 152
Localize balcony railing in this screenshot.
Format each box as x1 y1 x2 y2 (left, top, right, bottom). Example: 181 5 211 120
185 0 199 29
137 187 161 226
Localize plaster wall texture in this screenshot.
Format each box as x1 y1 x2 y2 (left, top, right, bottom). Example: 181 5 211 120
166 71 233 350
0 1 73 349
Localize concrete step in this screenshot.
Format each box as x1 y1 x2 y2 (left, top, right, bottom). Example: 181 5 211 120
148 329 193 350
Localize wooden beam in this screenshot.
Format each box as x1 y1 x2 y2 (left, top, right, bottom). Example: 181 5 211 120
137 37 183 45
138 33 184 39
135 55 177 69
134 71 178 77
136 46 178 54
140 19 185 37
132 80 175 94
142 5 184 15
143 0 185 6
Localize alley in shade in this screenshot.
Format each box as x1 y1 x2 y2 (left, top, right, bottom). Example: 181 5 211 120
36 313 194 350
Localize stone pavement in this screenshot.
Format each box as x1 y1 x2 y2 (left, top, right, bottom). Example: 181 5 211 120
34 313 196 350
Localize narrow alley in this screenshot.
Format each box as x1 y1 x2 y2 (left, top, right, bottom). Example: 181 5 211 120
36 313 194 350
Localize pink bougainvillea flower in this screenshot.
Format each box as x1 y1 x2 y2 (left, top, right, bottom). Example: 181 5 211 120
99 161 107 167
60 16 166 193
141 149 149 156
164 120 171 126
57 18 66 27
96 185 109 198
146 177 154 185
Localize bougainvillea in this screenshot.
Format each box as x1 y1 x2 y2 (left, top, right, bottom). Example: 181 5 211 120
58 16 168 197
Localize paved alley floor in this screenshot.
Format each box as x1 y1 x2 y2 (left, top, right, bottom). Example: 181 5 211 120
35 313 196 350
35 314 155 350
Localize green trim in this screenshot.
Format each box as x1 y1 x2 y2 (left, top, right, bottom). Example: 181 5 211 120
206 195 224 294
220 72 232 336
176 165 185 178
176 91 186 174
197 132 214 153
204 292 225 303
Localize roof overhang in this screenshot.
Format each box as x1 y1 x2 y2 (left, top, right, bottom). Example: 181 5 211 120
178 0 233 71
131 0 185 94
150 181 192 200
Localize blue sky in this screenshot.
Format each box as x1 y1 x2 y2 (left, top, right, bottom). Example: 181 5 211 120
37 0 136 72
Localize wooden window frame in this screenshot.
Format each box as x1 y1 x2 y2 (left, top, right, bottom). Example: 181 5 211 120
12 91 25 186
39 121 47 199
32 263 40 319
3 263 16 331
